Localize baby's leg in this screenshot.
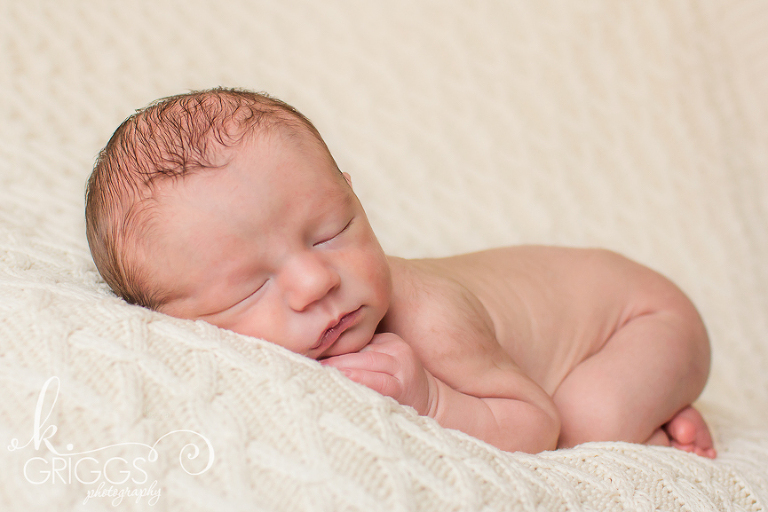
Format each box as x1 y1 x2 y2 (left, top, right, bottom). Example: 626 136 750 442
553 310 714 456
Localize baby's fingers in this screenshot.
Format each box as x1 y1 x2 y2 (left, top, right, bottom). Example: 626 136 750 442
321 350 399 376
321 351 404 399
337 368 402 399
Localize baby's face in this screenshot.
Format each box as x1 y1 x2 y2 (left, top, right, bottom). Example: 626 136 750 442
146 129 392 359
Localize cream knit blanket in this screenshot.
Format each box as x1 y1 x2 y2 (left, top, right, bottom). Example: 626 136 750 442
1 1 767 510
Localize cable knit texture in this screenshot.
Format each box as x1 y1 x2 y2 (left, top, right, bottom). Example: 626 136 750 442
1 1 767 510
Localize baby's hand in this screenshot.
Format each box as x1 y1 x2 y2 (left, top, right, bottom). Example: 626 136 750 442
321 333 432 415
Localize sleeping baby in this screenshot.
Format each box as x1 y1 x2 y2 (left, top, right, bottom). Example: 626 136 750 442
85 88 716 457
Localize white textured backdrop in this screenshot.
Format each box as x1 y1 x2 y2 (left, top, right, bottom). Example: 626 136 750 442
1 1 767 510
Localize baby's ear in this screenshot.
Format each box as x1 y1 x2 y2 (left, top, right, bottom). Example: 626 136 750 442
342 172 353 187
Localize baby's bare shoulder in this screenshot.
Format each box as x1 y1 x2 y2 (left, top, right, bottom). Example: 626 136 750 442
384 255 509 386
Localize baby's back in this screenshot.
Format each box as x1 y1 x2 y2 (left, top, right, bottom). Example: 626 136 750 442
383 247 667 395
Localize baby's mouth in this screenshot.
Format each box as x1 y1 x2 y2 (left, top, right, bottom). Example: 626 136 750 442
313 307 362 352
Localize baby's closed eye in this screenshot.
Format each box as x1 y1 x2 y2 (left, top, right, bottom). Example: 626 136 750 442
201 280 268 320
313 218 353 247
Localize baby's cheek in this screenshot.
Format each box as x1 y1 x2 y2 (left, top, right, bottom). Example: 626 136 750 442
230 303 286 345
360 245 392 284
364 252 392 303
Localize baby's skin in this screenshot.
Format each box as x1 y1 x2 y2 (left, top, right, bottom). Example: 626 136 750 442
146 127 715 457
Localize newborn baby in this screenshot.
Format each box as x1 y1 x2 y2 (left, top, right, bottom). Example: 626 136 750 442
86 88 716 457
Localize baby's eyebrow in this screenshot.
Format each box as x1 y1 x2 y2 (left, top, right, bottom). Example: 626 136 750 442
312 189 354 221
336 190 355 211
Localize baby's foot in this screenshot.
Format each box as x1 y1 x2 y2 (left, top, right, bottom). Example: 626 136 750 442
662 406 717 458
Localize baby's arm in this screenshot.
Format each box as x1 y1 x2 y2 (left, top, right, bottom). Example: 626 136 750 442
322 333 560 453
425 362 560 453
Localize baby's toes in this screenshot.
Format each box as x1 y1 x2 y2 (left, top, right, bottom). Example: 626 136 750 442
664 406 717 458
664 413 697 445
669 440 696 452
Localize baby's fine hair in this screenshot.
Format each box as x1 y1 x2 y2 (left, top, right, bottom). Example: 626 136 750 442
85 87 332 309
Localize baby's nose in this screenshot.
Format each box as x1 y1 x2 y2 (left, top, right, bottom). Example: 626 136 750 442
282 253 340 312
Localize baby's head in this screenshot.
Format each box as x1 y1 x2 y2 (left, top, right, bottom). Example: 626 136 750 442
86 88 392 357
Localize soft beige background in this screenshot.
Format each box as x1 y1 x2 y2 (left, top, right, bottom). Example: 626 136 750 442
1 1 767 510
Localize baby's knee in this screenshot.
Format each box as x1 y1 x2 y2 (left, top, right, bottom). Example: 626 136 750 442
663 305 712 397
